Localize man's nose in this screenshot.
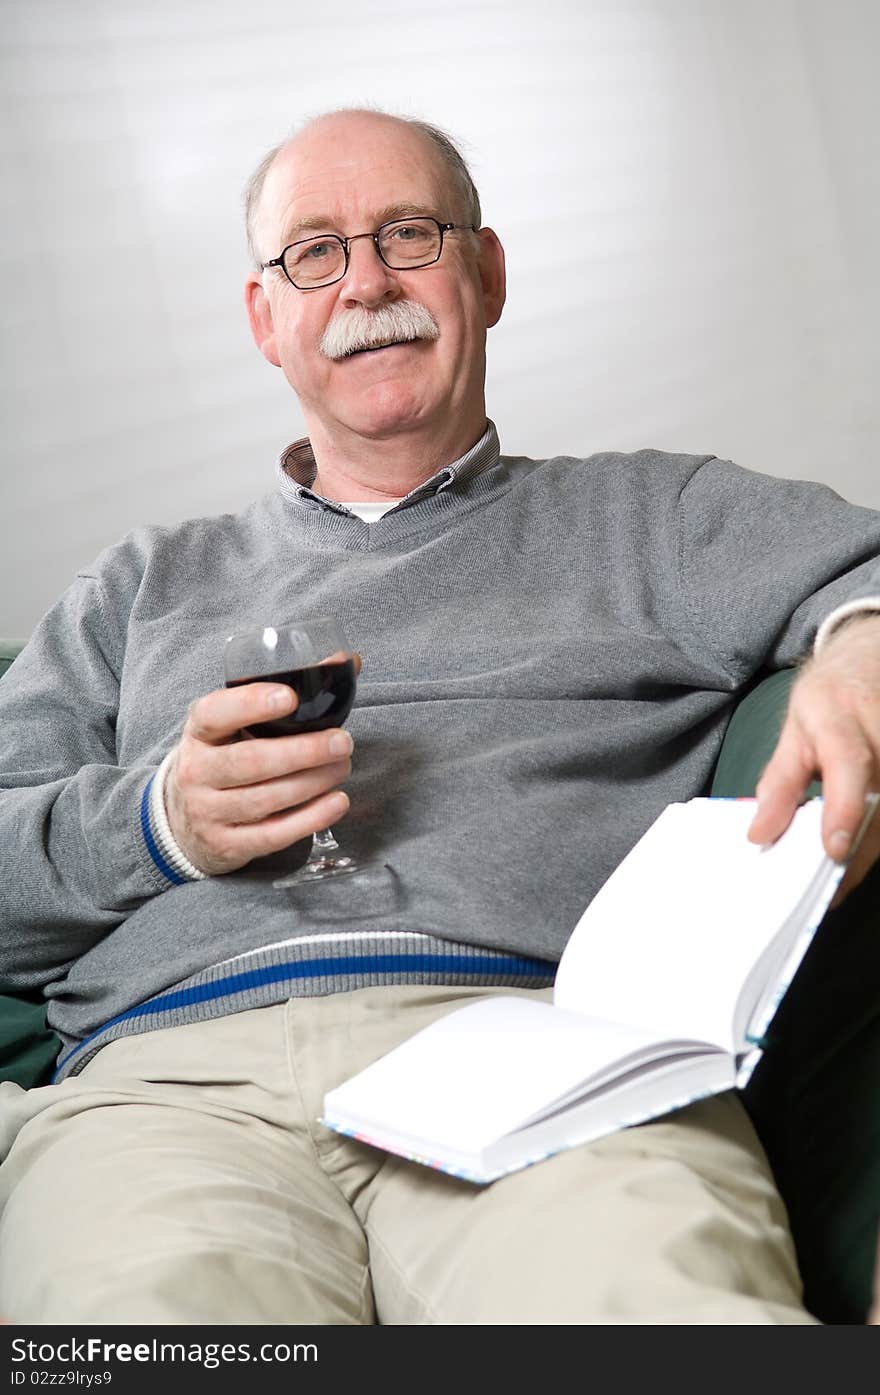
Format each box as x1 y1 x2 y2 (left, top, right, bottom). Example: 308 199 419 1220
338 235 400 307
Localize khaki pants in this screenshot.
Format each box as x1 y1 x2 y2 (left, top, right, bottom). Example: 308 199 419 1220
0 986 816 1324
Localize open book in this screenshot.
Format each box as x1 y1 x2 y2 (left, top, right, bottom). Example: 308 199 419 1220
322 795 878 1184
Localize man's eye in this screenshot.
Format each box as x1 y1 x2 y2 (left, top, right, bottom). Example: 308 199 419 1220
388 224 419 241
289 241 334 271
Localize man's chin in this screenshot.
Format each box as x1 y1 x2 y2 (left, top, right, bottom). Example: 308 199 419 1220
337 409 430 442
328 380 436 439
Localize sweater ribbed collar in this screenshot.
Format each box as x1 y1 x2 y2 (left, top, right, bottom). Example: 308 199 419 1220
275 421 500 518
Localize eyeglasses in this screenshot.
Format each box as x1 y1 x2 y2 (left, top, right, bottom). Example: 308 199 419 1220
260 216 476 291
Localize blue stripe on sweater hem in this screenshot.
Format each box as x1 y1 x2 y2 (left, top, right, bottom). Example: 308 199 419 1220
55 950 554 1076
140 775 187 886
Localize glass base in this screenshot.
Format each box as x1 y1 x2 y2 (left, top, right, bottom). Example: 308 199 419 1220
274 854 395 889
273 854 363 888
273 825 389 890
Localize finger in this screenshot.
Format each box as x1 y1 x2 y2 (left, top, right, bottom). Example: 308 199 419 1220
209 757 353 824
813 725 877 860
226 789 351 863
185 683 298 745
208 727 354 791
748 722 817 844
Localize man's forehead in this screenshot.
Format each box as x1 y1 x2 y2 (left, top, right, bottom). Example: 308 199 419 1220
262 119 454 236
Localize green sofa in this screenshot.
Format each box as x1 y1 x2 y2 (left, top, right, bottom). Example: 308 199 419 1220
1 640 877 1323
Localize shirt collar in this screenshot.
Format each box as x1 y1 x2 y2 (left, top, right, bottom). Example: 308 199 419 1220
276 421 500 515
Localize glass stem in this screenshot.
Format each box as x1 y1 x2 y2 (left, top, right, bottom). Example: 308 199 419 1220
311 827 339 854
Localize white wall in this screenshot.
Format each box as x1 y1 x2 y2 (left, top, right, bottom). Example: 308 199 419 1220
3 0 879 635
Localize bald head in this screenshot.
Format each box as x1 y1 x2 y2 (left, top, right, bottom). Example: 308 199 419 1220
244 109 482 268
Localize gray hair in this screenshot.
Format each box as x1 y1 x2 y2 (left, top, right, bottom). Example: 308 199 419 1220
243 108 483 268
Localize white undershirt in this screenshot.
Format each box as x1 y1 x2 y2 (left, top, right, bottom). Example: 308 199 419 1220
340 500 403 522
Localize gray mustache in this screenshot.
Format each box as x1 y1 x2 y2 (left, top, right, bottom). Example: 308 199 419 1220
320 302 440 360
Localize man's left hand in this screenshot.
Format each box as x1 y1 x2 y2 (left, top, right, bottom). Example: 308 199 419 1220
747 614 880 906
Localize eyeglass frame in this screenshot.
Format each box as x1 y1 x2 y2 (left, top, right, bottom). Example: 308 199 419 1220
260 216 478 291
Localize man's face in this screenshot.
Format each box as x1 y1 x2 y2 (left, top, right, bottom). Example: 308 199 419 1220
245 114 506 450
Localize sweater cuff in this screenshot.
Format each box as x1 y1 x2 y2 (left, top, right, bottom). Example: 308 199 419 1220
813 597 880 657
142 749 209 884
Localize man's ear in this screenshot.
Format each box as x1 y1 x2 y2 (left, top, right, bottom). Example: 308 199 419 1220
244 274 282 368
475 228 506 329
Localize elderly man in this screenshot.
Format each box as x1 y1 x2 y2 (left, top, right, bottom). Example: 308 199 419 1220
1 108 879 1325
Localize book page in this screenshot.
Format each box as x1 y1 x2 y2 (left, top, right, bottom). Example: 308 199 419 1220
552 798 833 1053
322 995 703 1155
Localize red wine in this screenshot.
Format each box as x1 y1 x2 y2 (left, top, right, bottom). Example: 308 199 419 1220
227 658 357 738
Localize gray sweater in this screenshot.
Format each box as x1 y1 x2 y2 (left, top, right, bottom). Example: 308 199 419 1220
2 423 880 1078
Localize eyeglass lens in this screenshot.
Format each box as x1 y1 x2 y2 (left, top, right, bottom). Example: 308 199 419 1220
283 218 442 288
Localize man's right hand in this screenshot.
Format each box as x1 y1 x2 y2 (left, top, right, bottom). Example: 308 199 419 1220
164 682 354 875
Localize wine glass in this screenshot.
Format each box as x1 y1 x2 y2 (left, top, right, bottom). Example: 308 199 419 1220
224 617 365 888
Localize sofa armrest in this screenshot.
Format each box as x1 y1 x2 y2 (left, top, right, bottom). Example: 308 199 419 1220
0 639 25 680
719 673 880 1324
0 996 59 1089
710 666 820 800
